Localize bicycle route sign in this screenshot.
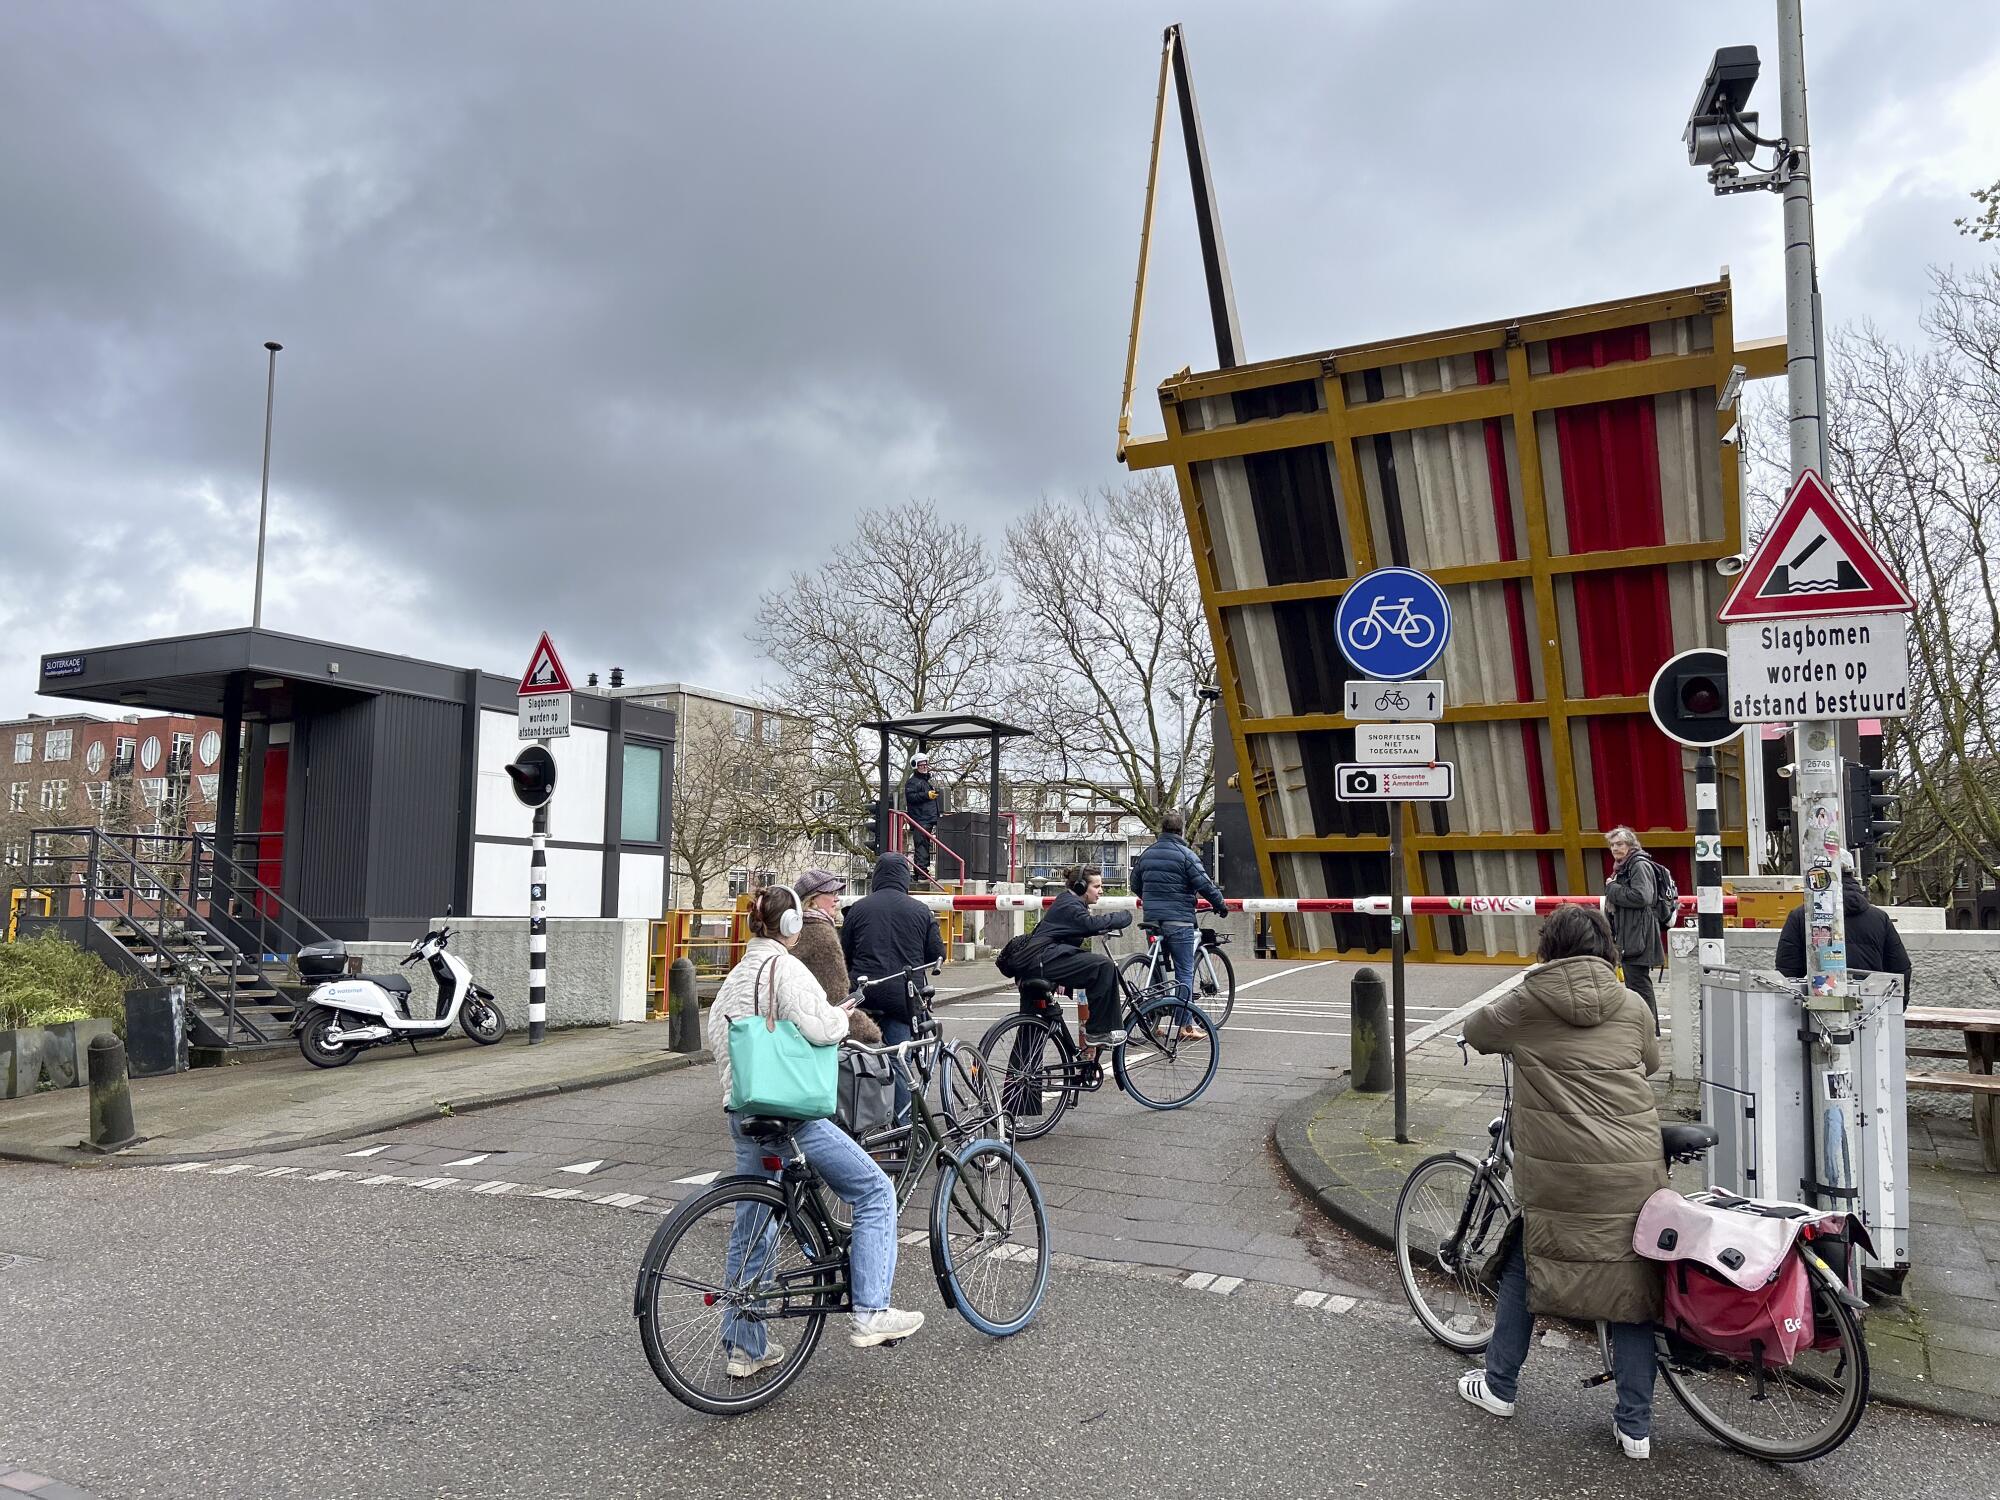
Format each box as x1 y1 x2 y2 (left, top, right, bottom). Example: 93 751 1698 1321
1344 678 1444 722
1336 566 1451 680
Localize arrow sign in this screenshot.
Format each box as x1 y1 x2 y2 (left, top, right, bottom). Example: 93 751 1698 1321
1719 469 1913 622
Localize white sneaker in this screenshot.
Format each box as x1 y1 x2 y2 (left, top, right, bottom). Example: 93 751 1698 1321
1456 1369 1516 1418
1615 1423 1650 1460
848 1307 925 1348
724 1342 784 1378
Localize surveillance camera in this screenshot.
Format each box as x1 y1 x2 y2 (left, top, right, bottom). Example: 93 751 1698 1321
1684 45 1761 165
1775 762 1797 781
1195 684 1223 703
1715 553 1749 577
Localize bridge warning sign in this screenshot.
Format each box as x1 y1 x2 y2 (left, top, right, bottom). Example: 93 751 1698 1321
1719 470 1913 623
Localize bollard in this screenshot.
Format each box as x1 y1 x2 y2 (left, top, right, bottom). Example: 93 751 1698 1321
668 958 700 1053
1350 967 1393 1093
84 1033 140 1154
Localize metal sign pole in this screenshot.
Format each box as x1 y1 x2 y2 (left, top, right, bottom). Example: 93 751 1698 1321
1775 0 1856 1211
1390 803 1408 1144
529 771 548 1045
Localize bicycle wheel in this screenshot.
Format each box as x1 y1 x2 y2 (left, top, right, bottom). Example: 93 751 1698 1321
634 1178 832 1416
935 1038 1007 1146
978 1014 1070 1142
1393 1152 1512 1354
1400 612 1437 649
1649 1269 1870 1463
1195 946 1235 1027
931 1138 1050 1336
1113 996 1218 1109
1347 615 1384 654
1116 950 1156 1005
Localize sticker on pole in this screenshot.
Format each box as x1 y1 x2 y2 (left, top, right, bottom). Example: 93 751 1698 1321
518 632 573 740
1718 470 1913 622
1335 568 1451 680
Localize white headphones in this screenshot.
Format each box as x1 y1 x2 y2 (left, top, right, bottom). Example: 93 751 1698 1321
765 882 803 939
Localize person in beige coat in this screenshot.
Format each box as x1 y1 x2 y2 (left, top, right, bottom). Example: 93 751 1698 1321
1456 903 1666 1460
790 868 882 1043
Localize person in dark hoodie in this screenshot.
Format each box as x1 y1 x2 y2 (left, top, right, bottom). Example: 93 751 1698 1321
1775 850 1914 1005
842 852 944 1118
1459 903 1665 1461
1033 864 1133 1048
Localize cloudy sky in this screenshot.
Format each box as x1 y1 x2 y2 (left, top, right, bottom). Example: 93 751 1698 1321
4 1 1995 720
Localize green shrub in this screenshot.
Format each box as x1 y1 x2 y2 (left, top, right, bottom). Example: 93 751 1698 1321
0 933 132 1032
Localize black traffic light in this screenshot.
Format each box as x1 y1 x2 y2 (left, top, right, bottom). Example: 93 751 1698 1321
1647 648 1740 748
1843 762 1899 878
505 745 558 809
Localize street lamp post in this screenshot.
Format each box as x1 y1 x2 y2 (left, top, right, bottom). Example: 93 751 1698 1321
252 341 283 628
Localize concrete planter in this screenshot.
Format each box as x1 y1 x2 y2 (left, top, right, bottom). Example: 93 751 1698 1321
0 1017 117 1097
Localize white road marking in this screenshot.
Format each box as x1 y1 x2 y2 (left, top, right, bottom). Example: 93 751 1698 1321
1233 961 1340 993
899 1230 928 1245
675 1170 721 1186
592 1192 647 1208
256 1166 302 1178
1294 1290 1327 1308
443 1153 490 1167
410 1177 461 1190
1207 1275 1243 1295
208 1163 256 1175
358 1174 406 1186
533 1187 585 1199
558 1159 606 1175
343 1145 389 1158
1324 1295 1357 1314
306 1169 352 1182
1184 1272 1216 1290
470 1181 518 1195
158 1162 207 1172
1405 970 1526 1052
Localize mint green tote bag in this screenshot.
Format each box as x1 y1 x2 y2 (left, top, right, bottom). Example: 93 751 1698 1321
726 959 840 1120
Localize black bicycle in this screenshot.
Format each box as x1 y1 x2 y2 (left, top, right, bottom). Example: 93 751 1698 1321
1116 921 1236 1027
976 967 1219 1143
633 1031 1047 1417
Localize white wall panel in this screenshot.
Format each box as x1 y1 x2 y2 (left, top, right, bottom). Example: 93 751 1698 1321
474 710 607 845
472 840 603 918
619 852 666 920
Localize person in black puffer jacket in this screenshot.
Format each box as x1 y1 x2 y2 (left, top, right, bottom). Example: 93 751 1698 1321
842 852 944 1116
1775 855 1914 1006
1033 864 1133 1046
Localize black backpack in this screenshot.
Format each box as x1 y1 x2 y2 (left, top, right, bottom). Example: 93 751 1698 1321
995 929 1047 980
1648 856 1681 930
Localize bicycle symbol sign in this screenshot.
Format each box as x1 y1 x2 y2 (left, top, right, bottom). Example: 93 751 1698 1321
1335 566 1451 680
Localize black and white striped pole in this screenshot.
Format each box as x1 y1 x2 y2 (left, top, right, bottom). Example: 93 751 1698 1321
1649 649 1740 974
505 744 558 1046
528 798 549 1044
1693 748 1726 968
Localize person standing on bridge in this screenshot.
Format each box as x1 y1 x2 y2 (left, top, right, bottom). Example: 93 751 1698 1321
1130 809 1227 1018
1457 903 1664 1460
1602 826 1664 1028
903 752 942 879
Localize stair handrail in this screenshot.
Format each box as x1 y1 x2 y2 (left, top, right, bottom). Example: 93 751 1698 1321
34 829 268 1046
193 831 336 957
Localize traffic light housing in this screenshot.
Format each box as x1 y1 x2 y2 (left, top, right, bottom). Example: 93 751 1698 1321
505 745 558 809
1843 762 1899 878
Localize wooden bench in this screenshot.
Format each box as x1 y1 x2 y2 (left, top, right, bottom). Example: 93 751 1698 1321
1905 1005 2000 1172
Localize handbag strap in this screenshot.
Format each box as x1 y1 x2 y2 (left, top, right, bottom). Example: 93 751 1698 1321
760 957 779 1032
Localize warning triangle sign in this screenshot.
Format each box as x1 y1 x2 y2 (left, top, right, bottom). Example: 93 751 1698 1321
518 632 574 696
1719 469 1913 622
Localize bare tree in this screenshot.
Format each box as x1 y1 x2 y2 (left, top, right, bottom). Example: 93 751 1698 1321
670 716 764 910
752 501 1005 853
1745 261 2000 897
1001 473 1217 836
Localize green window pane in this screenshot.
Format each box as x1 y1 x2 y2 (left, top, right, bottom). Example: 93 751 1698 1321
622 744 662 843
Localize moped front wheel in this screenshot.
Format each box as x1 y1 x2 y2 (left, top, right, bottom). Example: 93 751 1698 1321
461 996 508 1045
299 1008 360 1068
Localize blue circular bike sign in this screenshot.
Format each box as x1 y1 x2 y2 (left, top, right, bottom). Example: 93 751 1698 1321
1335 566 1451 680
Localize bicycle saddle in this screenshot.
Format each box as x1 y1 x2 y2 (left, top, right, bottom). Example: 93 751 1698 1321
1659 1122 1720 1160
1138 921 1164 935
737 1116 794 1143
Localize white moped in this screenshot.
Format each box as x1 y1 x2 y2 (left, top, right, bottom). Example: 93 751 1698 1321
296 925 507 1068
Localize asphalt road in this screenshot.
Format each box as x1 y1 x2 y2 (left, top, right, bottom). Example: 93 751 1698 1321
2 1164 1987 1500
5 956 1990 1497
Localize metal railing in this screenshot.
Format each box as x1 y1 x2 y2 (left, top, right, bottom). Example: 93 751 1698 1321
193 832 334 960
887 811 966 890
25 827 267 1045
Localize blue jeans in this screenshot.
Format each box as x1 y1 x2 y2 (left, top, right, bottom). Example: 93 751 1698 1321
1158 922 1200 1008
1484 1237 1657 1439
722 1114 898 1356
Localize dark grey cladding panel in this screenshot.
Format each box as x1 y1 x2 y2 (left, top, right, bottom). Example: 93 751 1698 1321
368 693 462 924
294 699 375 927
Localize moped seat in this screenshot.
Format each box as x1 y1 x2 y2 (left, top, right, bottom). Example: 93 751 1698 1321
358 972 413 994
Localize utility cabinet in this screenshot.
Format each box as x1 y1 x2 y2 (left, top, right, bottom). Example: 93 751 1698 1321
1699 969 1908 1275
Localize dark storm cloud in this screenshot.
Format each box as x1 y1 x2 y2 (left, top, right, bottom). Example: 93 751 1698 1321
3 1 1994 715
